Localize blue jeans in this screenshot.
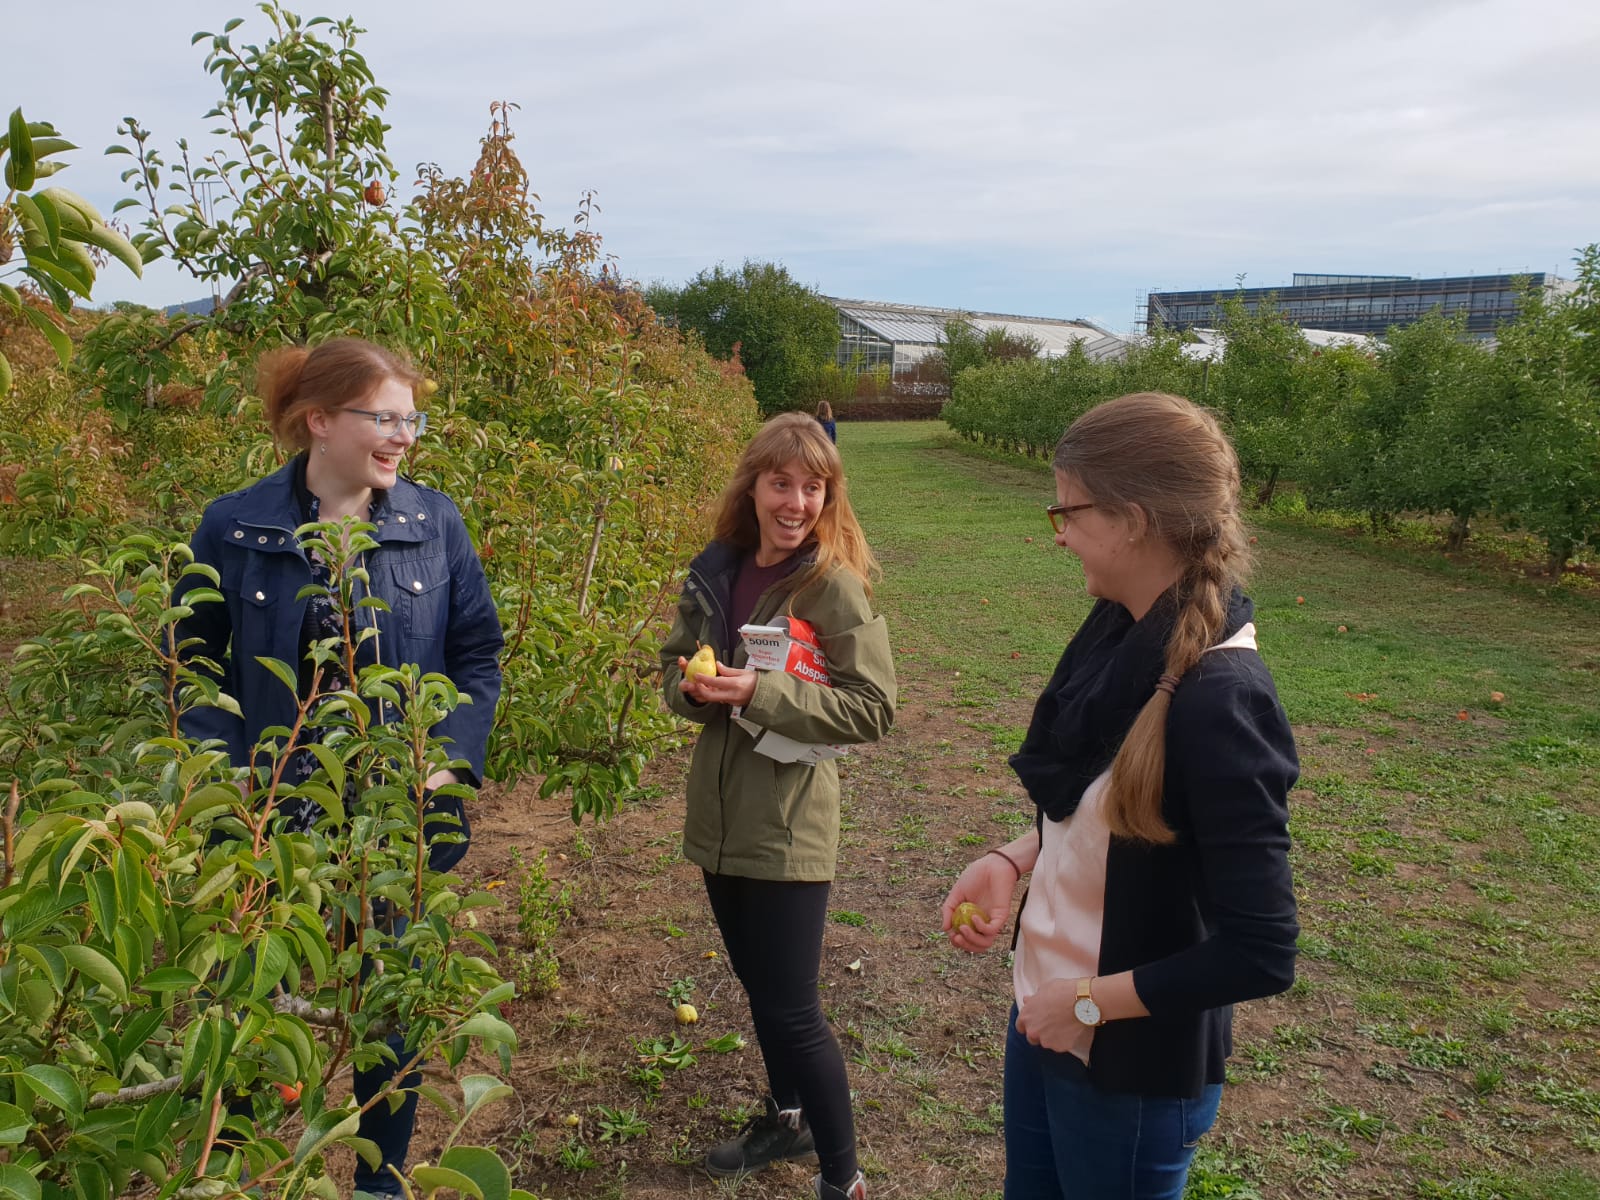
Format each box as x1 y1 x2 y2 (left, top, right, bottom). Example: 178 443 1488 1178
353 794 471 1196
1004 1005 1221 1200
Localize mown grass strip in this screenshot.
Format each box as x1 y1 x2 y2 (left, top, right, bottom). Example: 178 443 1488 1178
840 419 1600 1198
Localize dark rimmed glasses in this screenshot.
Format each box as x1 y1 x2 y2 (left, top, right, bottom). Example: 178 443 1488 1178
1045 502 1095 533
333 407 428 437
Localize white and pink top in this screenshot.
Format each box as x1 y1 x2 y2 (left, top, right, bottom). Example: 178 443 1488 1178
1014 623 1258 1065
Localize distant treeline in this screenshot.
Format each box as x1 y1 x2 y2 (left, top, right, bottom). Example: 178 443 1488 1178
942 250 1600 574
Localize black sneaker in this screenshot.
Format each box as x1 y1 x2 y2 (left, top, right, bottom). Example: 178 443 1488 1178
704 1097 816 1178
814 1170 867 1200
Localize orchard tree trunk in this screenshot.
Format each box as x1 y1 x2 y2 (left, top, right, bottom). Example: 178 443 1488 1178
1445 512 1472 552
1254 466 1281 507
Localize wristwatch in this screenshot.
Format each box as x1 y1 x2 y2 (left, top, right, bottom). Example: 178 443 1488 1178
1074 977 1105 1027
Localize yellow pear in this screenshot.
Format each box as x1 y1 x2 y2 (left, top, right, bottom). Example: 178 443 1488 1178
951 901 985 931
675 1002 700 1025
684 644 717 684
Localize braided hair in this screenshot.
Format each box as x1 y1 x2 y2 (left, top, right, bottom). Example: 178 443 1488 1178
1053 392 1251 844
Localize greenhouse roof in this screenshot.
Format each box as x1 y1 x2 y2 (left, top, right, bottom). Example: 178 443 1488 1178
829 298 1125 360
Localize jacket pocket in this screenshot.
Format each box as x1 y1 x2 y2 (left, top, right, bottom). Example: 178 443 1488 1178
390 554 451 640
772 760 809 844
225 552 279 614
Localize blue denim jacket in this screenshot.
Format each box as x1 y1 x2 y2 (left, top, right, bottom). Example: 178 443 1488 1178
175 460 504 785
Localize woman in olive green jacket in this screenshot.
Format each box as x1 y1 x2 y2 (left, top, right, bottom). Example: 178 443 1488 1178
660 414 895 1200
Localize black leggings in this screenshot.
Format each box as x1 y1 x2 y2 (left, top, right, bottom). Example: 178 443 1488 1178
703 871 858 1186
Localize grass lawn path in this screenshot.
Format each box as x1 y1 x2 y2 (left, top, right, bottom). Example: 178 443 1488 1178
471 420 1599 1200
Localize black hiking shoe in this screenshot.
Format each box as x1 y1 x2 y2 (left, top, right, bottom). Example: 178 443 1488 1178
814 1171 868 1200
704 1097 816 1178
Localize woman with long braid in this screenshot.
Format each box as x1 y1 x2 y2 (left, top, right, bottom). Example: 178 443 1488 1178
942 392 1300 1199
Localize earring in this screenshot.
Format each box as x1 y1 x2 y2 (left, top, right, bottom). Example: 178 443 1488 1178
320 442 327 455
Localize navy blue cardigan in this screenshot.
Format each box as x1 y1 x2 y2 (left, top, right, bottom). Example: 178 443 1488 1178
175 461 503 786
1014 607 1300 1098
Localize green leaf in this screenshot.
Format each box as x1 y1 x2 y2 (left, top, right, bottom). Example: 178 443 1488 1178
180 1011 215 1090
457 1076 513 1125
251 931 292 1001
5 110 34 191
177 783 242 825
254 655 299 696
13 194 57 254
301 742 345 794
0 1163 42 1200
37 186 100 227
410 1166 483 1200
293 1106 361 1164
0 351 10 396
71 222 144 278
21 305 73 366
470 982 514 1012
190 860 239 909
26 247 92 298
138 966 201 991
437 1149 509 1200
0 121 56 156
132 1089 181 1151
27 137 76 159
0 1102 31 1146
60 943 129 1002
455 1012 517 1045
20 1064 84 1120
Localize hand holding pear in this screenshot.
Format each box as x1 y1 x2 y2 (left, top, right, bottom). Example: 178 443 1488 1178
683 644 717 683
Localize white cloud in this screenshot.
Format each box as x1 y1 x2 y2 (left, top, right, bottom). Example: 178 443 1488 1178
6 0 1596 329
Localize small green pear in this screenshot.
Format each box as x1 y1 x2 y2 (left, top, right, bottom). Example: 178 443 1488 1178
684 644 717 684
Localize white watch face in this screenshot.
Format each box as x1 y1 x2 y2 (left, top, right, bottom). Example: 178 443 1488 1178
1074 996 1102 1026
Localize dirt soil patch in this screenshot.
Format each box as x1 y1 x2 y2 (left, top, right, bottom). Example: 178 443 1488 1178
400 648 1316 1200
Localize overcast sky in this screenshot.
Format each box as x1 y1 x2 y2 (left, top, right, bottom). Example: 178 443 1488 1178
8 0 1597 332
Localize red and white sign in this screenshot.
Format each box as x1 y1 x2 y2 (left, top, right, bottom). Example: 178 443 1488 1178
734 617 847 765
739 616 831 685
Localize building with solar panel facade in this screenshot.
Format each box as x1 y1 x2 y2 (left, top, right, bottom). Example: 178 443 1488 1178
1145 272 1567 339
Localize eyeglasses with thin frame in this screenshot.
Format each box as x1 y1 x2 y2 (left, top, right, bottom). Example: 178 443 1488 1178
1045 502 1095 533
332 407 428 437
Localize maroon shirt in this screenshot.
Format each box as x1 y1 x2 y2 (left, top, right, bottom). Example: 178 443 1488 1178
727 552 799 649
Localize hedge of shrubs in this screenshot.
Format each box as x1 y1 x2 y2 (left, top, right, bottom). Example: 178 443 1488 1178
943 254 1600 574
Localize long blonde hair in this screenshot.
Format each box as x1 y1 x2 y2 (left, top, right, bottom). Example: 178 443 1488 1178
1054 392 1251 844
710 412 879 596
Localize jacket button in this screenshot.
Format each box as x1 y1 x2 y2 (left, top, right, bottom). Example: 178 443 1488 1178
417 512 426 520
257 536 268 544
412 580 423 591
255 590 265 601
377 519 386 526
233 530 244 539
277 537 285 544
397 515 407 524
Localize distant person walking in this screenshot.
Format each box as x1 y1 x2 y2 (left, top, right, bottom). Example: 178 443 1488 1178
661 413 895 1200
815 400 837 444
942 392 1300 1200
